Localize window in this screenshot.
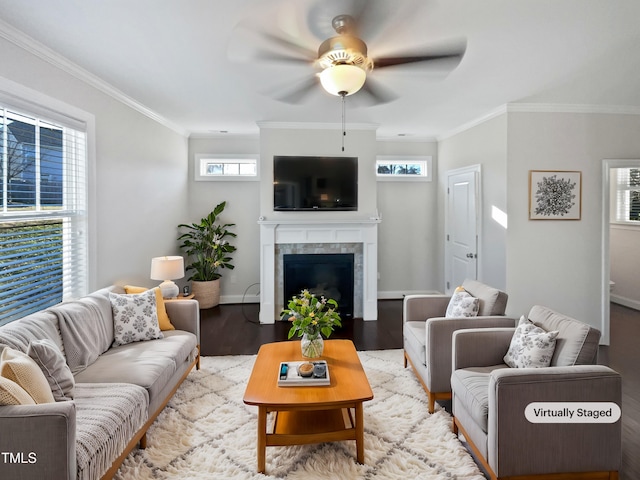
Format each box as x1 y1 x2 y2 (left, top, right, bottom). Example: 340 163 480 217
195 154 259 181
612 167 640 224
376 155 432 181
0 106 87 325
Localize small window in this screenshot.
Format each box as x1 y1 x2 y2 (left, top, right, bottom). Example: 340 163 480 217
612 167 640 224
376 156 432 181
195 154 259 181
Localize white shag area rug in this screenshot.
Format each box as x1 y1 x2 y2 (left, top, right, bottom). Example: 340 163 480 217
115 349 486 480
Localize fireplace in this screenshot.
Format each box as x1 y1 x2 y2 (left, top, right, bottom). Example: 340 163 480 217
283 253 354 319
258 219 379 324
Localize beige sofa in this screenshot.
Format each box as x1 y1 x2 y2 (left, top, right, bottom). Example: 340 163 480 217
0 286 200 480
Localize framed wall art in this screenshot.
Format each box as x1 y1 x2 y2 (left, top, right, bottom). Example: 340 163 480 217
529 170 582 220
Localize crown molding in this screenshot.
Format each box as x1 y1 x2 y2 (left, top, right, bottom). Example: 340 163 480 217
437 105 508 142
506 102 640 115
188 131 260 140
0 19 187 137
256 121 379 131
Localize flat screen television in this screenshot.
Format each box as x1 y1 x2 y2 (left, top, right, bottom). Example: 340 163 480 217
273 156 358 211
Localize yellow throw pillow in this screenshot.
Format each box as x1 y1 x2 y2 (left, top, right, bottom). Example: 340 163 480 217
123 285 175 331
0 348 55 404
0 375 36 406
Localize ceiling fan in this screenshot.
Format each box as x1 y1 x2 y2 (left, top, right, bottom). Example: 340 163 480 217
233 2 467 106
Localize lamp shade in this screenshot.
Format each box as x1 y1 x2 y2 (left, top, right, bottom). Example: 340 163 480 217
150 256 185 280
319 64 366 96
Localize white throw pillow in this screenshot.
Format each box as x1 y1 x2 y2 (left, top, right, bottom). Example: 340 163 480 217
504 316 559 368
110 289 163 347
27 339 75 401
0 347 55 404
445 287 480 318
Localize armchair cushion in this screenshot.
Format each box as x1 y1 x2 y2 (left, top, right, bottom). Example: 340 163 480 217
503 316 559 368
445 287 480 318
461 279 508 316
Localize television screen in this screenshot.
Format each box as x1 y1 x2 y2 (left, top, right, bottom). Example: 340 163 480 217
274 156 358 211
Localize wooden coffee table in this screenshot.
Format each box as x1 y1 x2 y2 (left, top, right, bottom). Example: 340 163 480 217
243 339 373 474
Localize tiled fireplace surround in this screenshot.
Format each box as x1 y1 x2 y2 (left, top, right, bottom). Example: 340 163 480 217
259 219 380 324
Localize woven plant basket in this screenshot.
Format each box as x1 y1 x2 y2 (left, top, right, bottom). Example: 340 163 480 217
191 279 220 309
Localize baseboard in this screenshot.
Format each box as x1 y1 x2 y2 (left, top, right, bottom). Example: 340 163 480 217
611 294 640 311
377 290 441 300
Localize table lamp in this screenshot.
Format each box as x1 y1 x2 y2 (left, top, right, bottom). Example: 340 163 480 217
150 256 185 298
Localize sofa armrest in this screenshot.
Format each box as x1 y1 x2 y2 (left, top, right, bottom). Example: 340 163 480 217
165 299 200 344
488 365 622 476
0 401 76 480
426 317 516 391
403 294 450 323
452 327 515 370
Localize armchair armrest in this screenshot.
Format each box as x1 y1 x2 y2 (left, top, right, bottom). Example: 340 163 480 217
165 299 200 344
403 294 450 323
452 327 515 370
427 318 516 392
488 365 622 476
0 401 76 480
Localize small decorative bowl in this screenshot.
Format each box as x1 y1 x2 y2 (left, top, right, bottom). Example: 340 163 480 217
297 362 314 377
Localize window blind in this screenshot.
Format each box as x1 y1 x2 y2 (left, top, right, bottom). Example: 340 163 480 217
0 106 88 325
614 168 640 223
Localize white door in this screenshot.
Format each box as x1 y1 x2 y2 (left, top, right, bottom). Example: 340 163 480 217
445 168 479 293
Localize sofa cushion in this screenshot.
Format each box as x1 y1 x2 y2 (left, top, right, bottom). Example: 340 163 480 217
73 331 196 410
110 289 164 347
451 365 505 433
503 316 559 368
27 339 75 401
462 279 508 316
73 383 148 480
0 375 35 405
1 348 55 404
445 287 480 318
527 305 601 366
54 294 114 374
403 321 426 365
124 285 175 331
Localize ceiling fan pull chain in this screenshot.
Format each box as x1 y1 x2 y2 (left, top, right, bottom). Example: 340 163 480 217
341 91 346 152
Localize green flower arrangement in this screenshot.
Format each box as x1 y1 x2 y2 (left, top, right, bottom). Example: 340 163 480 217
284 289 342 340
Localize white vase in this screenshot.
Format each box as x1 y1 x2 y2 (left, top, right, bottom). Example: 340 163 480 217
301 332 324 358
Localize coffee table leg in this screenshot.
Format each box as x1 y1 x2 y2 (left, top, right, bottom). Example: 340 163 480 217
355 403 365 464
257 406 267 473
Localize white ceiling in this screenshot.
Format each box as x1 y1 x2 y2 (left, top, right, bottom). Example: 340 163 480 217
1 0 640 139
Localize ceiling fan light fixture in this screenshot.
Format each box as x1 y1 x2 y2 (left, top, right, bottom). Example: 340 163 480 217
319 64 366 96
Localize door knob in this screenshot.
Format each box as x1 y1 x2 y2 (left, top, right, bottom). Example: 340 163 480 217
466 253 476 258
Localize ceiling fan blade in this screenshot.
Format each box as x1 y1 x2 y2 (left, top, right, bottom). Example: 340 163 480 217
354 78 396 106
257 30 318 61
269 76 320 104
373 39 467 70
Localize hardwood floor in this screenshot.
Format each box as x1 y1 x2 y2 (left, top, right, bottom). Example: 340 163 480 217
200 300 639 479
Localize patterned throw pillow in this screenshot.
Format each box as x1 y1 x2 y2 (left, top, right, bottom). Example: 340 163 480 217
504 316 559 368
445 287 480 318
110 289 164 347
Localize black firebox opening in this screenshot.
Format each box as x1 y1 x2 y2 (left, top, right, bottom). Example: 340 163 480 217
283 253 354 320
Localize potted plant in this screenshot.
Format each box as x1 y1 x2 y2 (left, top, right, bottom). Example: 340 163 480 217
177 201 237 308
283 289 342 358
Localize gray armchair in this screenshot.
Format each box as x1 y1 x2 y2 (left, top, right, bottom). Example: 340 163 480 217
403 279 514 413
451 305 622 479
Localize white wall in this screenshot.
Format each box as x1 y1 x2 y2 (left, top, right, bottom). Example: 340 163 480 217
610 225 640 309
0 36 189 290
437 114 508 292
376 140 440 296
506 112 640 343
187 135 261 302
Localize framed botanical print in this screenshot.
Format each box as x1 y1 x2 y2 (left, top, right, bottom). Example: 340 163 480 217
529 170 582 220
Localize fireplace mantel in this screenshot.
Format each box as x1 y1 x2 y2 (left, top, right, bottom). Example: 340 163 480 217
259 218 380 324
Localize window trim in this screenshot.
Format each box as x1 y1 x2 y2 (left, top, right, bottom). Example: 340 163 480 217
194 154 260 181
375 155 432 182
0 77 96 320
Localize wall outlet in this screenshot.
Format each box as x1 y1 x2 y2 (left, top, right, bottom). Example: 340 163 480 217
230 274 237 284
